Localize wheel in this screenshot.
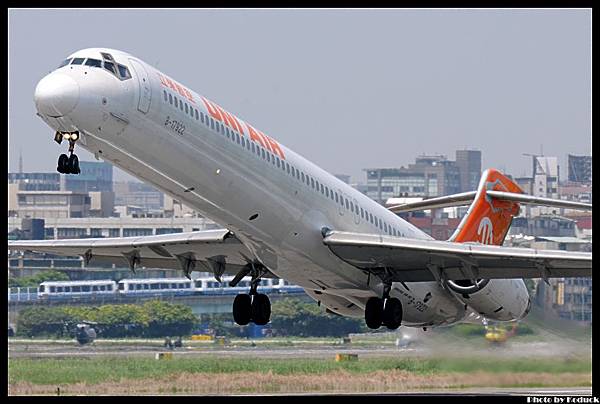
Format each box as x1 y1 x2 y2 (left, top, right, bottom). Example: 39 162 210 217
68 154 80 174
251 293 271 325
383 298 403 330
232 294 252 326
365 297 384 329
57 154 69 173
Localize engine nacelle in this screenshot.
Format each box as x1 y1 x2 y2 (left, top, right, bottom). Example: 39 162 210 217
446 278 531 321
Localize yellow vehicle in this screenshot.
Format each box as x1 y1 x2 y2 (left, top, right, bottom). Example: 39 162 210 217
485 324 517 344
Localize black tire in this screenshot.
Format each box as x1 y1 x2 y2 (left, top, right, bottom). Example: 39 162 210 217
57 154 69 173
365 297 384 329
251 293 271 325
68 154 80 174
383 298 403 330
233 294 252 326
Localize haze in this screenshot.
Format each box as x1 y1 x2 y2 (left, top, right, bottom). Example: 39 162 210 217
8 9 591 183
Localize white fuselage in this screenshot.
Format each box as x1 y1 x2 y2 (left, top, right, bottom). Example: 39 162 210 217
33 48 529 327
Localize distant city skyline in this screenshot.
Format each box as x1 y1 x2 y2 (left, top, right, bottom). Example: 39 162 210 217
9 9 591 184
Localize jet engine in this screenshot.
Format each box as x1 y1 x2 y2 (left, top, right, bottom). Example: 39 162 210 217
445 278 531 321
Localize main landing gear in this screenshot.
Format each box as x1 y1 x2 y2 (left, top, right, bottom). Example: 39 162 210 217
54 131 80 175
364 280 403 330
232 280 271 326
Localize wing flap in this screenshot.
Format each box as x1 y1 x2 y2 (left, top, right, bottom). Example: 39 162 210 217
8 229 251 275
323 231 591 282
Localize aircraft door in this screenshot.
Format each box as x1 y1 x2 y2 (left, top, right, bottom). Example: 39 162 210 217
352 197 360 224
129 59 152 113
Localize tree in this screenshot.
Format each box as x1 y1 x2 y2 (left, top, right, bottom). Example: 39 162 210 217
270 298 363 337
9 270 70 288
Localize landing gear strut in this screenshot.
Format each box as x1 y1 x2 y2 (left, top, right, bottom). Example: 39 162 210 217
55 131 80 175
364 273 403 330
232 264 271 326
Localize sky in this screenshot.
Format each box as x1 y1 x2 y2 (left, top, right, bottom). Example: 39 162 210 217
8 9 591 184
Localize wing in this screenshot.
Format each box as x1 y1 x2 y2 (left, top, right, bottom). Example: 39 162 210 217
8 229 258 280
323 231 591 282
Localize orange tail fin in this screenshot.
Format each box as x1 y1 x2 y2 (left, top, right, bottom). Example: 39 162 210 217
449 169 523 246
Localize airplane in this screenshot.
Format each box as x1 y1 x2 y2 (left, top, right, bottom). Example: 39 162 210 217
9 48 592 331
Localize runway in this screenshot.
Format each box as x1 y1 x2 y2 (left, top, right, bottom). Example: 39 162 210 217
9 338 592 396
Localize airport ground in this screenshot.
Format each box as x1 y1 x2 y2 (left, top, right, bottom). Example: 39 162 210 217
8 313 592 396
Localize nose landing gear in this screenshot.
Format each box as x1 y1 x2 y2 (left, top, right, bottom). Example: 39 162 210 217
55 131 80 175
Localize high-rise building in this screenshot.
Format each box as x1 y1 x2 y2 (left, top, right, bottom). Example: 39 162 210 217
365 155 461 204
455 150 482 192
567 154 592 183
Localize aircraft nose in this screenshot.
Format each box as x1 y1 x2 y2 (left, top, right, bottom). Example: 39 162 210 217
34 73 80 117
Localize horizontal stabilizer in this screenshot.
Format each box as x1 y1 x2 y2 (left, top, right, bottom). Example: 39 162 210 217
388 189 591 213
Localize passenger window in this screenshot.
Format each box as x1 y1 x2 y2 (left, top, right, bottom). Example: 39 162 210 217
210 119 214 130
266 152 271 162
104 61 117 75
325 187 329 198
251 142 255 153
174 97 178 108
291 166 295 176
185 103 189 114
163 90 168 102
286 163 290 174
226 128 230 138
335 193 339 203
71 58 85 65
370 213 374 223
345 199 349 209
169 94 173 104
301 172 305 182
247 139 251 150
236 133 240 144
117 64 132 80
195 109 199 120
261 149 266 159
276 157 280 168
84 58 102 67
384 223 388 233
200 112 204 123
180 101 184 111
241 136 246 147
320 183 324 194
350 201 354 212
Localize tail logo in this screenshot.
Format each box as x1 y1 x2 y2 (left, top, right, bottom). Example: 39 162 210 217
477 217 494 245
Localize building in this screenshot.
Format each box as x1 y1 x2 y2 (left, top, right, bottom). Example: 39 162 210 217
62 160 113 192
8 216 220 240
505 234 592 324
509 214 578 238
567 154 592 184
455 149 482 192
365 155 462 204
9 189 91 219
113 181 164 211
8 172 61 191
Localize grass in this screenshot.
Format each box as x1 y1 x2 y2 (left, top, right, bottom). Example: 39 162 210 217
9 356 591 386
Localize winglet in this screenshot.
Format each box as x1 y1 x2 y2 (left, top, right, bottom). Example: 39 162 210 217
449 169 523 246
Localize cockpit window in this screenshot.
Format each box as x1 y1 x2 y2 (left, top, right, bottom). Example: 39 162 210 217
71 58 85 65
101 52 114 62
84 58 102 67
104 61 117 75
58 58 72 68
117 64 132 80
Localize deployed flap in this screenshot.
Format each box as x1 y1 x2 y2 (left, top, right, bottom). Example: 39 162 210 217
323 231 591 282
8 229 250 277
